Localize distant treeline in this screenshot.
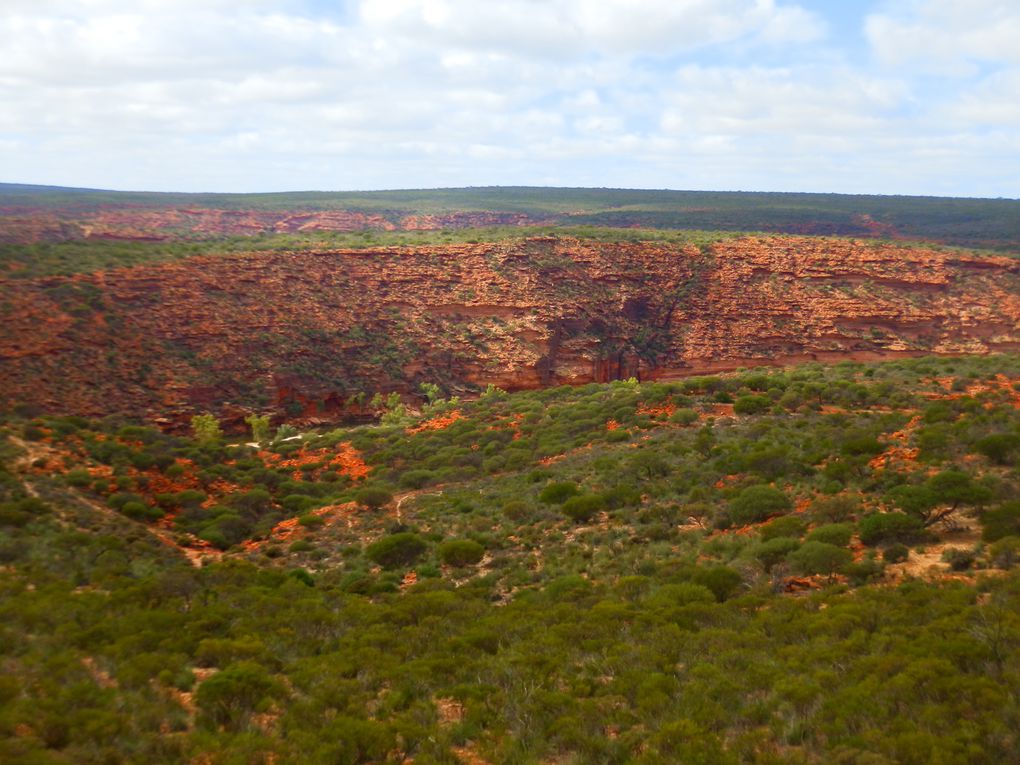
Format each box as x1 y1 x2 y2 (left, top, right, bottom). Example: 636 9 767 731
2 184 1018 250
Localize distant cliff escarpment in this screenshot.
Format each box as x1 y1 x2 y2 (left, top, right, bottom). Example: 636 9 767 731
2 235 1018 425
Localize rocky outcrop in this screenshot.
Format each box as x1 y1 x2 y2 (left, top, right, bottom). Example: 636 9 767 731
2 236 1018 424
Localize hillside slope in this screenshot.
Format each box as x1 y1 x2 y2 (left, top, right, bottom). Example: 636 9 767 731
2 235 1018 424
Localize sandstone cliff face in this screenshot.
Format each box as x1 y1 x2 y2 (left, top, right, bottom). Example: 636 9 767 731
0 206 551 243
2 236 1018 423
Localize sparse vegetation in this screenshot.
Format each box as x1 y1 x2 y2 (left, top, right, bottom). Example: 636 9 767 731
3 344 1020 763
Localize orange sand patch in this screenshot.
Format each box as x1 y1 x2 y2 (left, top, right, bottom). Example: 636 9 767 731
713 473 743 489
262 442 370 481
406 409 464 434
606 419 620 431
638 401 677 419
400 571 418 590
869 414 921 472
926 374 1020 408
240 501 360 551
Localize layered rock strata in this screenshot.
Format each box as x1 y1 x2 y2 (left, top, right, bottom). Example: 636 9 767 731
2 236 1018 423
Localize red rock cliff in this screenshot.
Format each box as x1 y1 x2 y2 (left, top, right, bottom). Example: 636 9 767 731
1 236 1018 422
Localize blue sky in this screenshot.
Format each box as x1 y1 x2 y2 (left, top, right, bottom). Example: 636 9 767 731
1 0 1018 197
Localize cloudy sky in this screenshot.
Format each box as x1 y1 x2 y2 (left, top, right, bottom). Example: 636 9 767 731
1 0 1018 196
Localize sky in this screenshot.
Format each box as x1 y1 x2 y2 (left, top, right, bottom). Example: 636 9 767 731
1 0 1018 197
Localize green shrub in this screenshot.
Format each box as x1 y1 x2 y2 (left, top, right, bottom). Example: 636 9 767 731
538 482 580 504
980 501 1020 542
845 557 884 586
174 489 207 508
806 523 853 547
438 539 485 567
282 494 320 513
690 566 742 602
231 489 273 513
366 533 427 569
670 408 699 425
65 469 92 487
647 582 715 607
755 537 800 571
883 543 910 563
730 485 792 525
733 395 771 415
108 491 145 510
399 469 435 489
942 548 976 571
288 540 314 553
561 494 607 523
858 512 923 546
355 487 394 509
195 661 282 731
0 498 51 527
502 501 533 522
602 484 642 509
759 514 806 541
988 536 1020 569
788 541 853 579
122 501 163 521
810 494 860 523
974 433 1020 465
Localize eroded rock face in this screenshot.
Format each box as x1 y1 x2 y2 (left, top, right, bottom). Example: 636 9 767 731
0 206 551 243
2 235 1018 423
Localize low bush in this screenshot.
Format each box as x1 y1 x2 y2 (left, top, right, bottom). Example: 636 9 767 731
355 487 394 509
733 395 772 415
806 523 853 547
858 512 923 546
730 485 792 525
883 543 910 563
366 533 427 569
538 482 580 505
561 494 607 523
788 541 853 579
438 539 485 567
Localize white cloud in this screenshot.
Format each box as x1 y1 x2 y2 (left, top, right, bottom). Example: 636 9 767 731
360 0 825 57
0 0 1016 197
941 69 1020 128
866 0 1020 72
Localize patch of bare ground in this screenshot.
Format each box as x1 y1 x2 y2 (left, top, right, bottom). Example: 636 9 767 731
885 514 991 582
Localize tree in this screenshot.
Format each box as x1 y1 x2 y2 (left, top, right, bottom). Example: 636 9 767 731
245 414 271 444
889 471 992 527
190 413 222 444
419 382 442 404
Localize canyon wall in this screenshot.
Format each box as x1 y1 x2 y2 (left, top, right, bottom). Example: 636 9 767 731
2 236 1019 424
